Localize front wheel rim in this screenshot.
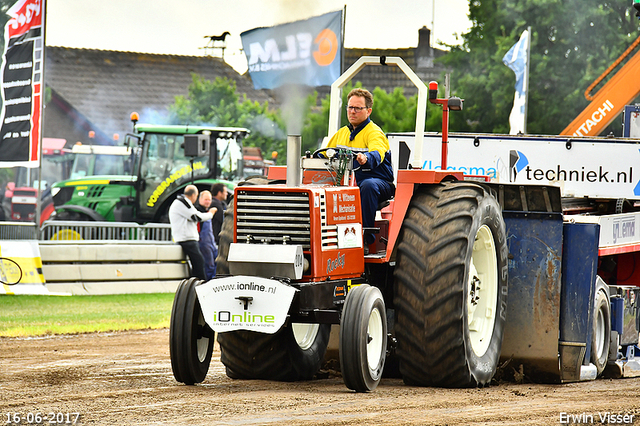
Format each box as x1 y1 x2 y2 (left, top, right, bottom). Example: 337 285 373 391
366 308 384 371
196 310 210 363
467 224 499 357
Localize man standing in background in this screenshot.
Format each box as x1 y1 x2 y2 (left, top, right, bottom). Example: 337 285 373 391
169 185 216 280
210 183 228 246
195 190 217 280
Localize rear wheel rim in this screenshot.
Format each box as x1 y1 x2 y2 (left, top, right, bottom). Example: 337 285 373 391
467 224 499 357
292 323 320 350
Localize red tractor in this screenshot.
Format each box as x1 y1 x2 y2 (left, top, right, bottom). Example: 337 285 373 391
169 57 510 391
7 138 72 224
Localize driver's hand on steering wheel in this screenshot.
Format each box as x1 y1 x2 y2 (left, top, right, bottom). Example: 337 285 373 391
356 152 368 166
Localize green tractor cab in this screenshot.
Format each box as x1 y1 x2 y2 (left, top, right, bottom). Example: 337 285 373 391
49 120 249 223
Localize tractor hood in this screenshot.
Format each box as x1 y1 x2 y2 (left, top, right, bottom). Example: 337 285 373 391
52 175 137 189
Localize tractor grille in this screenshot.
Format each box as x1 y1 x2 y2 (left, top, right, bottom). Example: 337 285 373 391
12 203 34 215
87 186 107 198
13 189 35 197
236 190 311 249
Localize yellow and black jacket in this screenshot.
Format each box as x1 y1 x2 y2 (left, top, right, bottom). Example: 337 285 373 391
326 118 394 184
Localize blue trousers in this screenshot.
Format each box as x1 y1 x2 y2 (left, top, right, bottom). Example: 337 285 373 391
199 238 218 280
359 178 395 245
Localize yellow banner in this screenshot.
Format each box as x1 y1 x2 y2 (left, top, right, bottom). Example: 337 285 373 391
0 240 48 295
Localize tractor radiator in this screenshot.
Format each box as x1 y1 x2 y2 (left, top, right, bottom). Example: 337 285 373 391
235 190 311 249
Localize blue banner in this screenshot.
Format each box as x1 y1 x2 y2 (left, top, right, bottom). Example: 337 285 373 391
241 10 342 89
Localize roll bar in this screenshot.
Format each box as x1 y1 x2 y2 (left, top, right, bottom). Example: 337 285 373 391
326 56 428 169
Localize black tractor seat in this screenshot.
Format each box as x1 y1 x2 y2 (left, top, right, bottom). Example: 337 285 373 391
377 199 391 211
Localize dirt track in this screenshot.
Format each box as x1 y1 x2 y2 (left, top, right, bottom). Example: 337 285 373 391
1 329 639 426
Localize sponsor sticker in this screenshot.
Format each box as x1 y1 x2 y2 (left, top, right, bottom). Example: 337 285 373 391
196 275 297 334
337 223 362 248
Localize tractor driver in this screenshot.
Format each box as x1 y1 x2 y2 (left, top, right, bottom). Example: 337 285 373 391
326 88 395 253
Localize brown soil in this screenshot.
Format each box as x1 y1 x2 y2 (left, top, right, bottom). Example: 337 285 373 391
1 329 639 425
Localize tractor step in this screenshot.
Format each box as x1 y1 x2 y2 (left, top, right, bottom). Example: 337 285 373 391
364 250 386 259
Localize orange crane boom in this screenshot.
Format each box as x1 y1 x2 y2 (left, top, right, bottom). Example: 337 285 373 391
561 35 640 137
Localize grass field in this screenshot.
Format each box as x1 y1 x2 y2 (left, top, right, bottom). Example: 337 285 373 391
0 293 175 337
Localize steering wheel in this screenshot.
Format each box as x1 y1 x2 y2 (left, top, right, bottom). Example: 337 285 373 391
311 147 361 172
311 147 338 159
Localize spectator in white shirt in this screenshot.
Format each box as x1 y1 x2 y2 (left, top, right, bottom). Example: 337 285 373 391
169 185 217 280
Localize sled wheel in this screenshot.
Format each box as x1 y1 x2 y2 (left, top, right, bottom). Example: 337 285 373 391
339 284 387 392
591 288 611 376
170 277 214 385
394 182 508 387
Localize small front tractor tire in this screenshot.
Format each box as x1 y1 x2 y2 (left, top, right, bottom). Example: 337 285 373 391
339 284 387 392
170 277 214 385
394 182 508 387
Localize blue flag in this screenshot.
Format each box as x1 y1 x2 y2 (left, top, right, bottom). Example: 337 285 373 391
502 29 529 135
241 10 342 89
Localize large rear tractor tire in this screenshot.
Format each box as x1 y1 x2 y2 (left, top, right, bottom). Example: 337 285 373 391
216 182 330 381
591 288 611 376
394 182 508 387
219 323 331 381
339 284 387 392
170 277 214 385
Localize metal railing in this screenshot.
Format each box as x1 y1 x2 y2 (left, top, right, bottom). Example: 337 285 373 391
39 221 173 241
0 221 38 240
1 221 173 241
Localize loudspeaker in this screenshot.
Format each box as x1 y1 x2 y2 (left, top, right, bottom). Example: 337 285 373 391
184 134 210 157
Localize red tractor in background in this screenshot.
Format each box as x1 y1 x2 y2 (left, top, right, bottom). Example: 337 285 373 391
242 146 277 178
5 138 71 223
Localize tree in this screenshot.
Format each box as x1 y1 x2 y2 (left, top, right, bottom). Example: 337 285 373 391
300 82 423 154
441 0 640 135
169 75 288 163
170 75 430 166
370 87 419 133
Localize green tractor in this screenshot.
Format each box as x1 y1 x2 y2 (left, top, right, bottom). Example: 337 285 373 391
49 115 249 223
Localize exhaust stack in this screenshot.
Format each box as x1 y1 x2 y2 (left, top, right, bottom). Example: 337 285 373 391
286 135 302 187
